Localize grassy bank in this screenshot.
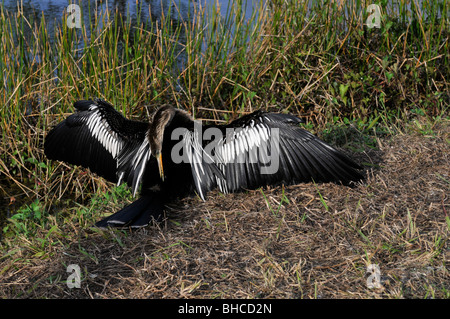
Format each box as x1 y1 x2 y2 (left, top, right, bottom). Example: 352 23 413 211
0 0 449 298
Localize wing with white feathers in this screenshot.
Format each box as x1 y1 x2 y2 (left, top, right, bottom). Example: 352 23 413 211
44 99 151 194
186 111 364 196
182 127 224 200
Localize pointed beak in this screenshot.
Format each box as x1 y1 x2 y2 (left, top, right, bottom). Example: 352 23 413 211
156 152 164 181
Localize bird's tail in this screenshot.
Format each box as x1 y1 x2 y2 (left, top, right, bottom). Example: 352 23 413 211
95 194 163 229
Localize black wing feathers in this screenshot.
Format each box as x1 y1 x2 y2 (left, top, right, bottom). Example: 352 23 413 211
45 105 117 182
276 117 363 184
44 99 149 186
199 111 363 195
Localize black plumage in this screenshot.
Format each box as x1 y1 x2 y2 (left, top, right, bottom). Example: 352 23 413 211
44 99 364 228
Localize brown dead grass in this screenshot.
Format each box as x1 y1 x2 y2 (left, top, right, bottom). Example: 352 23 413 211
1 123 449 299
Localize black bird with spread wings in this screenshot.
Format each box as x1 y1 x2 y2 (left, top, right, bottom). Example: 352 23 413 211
44 99 363 228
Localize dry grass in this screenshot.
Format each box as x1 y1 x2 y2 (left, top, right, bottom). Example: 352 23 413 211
0 122 449 299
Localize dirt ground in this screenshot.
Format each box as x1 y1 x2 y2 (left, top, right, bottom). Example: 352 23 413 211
1 124 449 299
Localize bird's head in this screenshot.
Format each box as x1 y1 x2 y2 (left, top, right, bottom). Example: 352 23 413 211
148 105 176 181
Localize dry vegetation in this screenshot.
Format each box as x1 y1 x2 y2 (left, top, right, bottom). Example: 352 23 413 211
1 121 448 299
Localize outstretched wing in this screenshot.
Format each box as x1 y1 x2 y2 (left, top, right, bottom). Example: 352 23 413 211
44 99 151 195
181 127 224 200
185 111 363 196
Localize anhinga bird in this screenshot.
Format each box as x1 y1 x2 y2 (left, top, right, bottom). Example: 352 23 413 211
44 99 363 228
